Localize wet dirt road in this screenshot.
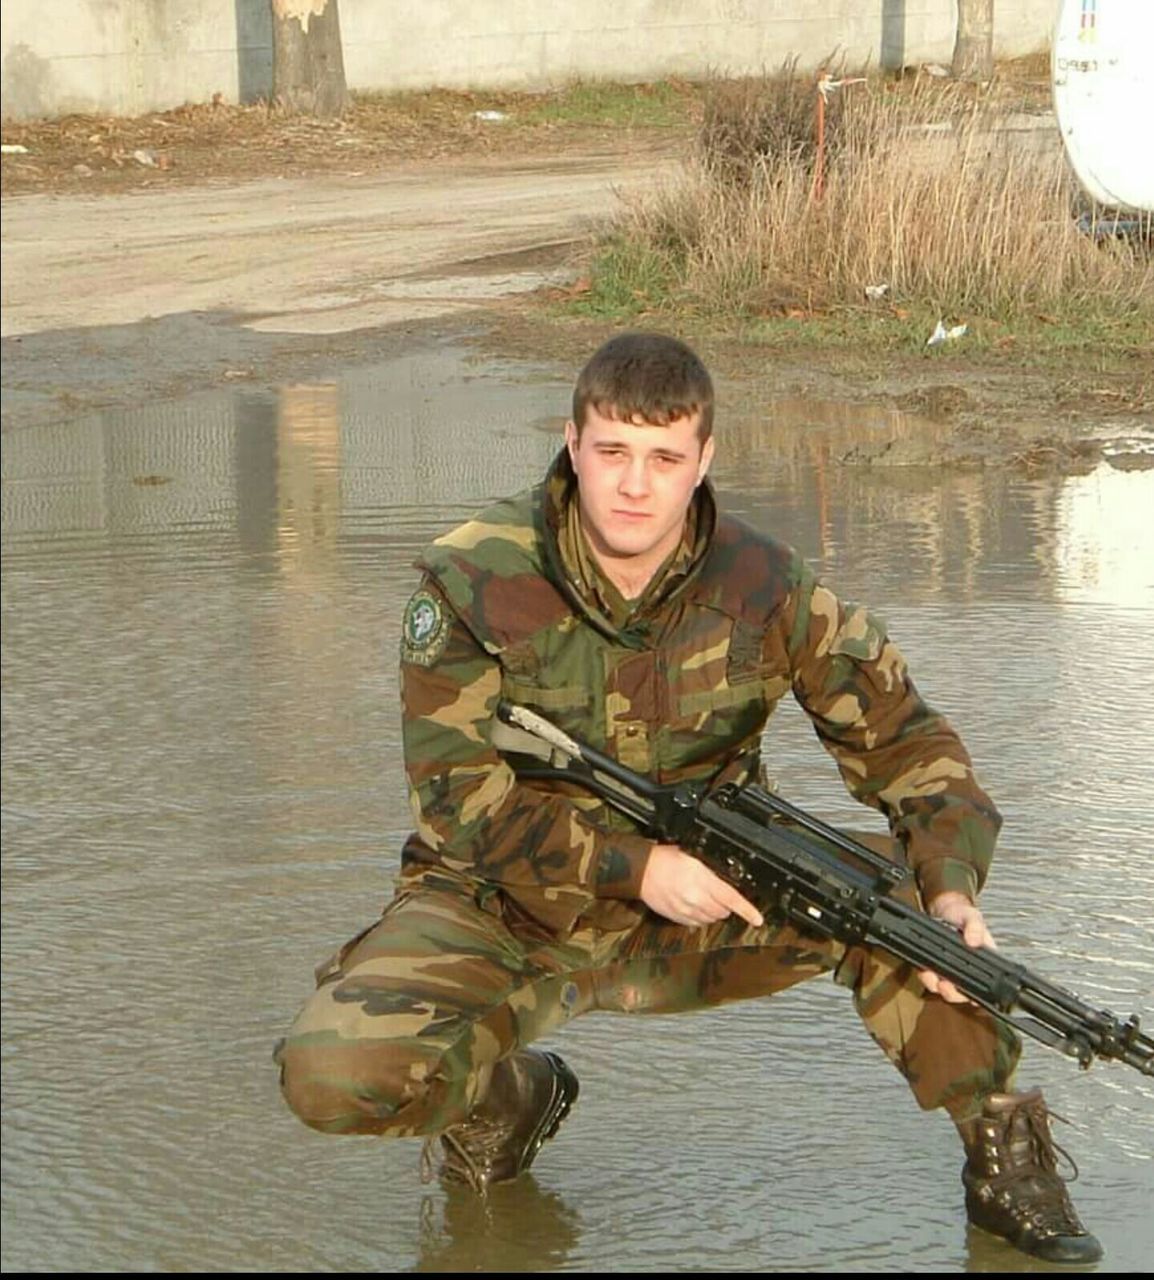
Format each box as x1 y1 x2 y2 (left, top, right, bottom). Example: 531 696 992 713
4 140 1151 473
1 148 675 435
1 150 662 339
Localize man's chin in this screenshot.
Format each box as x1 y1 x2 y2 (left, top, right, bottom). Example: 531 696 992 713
603 534 661 560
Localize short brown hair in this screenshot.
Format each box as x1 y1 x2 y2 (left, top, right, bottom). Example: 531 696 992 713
572 332 714 439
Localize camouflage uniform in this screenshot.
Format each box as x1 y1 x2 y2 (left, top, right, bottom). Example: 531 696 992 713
276 450 1021 1138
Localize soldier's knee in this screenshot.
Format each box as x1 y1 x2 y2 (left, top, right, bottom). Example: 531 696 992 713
273 1031 457 1136
274 1034 423 1135
274 1036 349 1132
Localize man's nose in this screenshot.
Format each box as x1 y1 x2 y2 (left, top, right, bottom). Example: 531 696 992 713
618 455 650 496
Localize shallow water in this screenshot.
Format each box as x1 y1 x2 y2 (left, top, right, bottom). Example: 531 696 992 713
2 344 1152 1272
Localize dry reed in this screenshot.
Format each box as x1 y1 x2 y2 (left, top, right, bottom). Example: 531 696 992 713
590 66 1152 333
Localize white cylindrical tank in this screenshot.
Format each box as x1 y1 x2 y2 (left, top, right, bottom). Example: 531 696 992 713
1052 0 1154 212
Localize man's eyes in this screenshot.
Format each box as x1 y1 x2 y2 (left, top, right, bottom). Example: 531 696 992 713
598 449 681 466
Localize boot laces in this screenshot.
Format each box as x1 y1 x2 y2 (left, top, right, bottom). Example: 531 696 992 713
1022 1099 1080 1184
420 1117 513 1196
982 1100 1085 1238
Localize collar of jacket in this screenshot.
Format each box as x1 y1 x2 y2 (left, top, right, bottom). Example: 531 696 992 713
537 447 718 645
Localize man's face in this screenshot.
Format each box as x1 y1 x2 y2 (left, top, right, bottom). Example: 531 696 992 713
564 404 714 579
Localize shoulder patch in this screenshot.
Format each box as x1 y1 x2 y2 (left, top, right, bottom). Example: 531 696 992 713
401 588 449 667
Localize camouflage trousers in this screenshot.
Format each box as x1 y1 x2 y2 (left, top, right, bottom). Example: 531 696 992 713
275 841 1021 1138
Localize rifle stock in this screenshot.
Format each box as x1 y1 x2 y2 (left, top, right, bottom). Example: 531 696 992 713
495 700 1153 1078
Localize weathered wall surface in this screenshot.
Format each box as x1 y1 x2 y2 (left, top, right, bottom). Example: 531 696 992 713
2 1 1057 121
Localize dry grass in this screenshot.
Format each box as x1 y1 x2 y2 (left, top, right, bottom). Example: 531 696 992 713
575 62 1153 345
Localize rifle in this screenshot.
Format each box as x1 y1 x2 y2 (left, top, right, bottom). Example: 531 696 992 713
494 700 1154 1078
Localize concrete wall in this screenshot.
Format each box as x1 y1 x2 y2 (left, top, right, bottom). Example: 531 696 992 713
2 1 1058 121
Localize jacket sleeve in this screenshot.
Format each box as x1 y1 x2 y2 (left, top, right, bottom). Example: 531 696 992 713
400 579 652 934
778 559 1002 904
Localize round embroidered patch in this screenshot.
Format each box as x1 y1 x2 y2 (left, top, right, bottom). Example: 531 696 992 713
401 589 448 666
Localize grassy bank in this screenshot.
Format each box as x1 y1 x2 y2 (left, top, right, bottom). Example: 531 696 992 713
561 62 1153 361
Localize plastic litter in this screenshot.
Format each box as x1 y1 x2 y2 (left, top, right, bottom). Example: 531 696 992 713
926 320 968 347
473 111 507 122
864 283 889 300
1 144 29 154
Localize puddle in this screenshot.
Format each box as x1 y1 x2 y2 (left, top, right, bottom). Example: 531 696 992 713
3 343 1152 1273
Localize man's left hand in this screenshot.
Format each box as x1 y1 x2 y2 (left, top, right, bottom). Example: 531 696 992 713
918 890 997 1004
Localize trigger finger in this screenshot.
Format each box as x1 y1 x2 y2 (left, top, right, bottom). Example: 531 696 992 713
720 885 764 929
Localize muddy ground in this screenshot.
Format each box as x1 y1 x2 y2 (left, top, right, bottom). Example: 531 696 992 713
2 86 1151 471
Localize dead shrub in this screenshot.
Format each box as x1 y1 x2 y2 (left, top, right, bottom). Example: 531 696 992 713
597 64 1153 328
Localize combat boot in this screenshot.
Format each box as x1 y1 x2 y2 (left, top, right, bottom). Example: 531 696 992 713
959 1088 1102 1263
426 1049 579 1193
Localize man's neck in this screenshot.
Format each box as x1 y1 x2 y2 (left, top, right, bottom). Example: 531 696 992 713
581 519 685 602
594 554 655 603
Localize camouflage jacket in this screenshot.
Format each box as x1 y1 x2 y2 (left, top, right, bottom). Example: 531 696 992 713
398 449 1001 939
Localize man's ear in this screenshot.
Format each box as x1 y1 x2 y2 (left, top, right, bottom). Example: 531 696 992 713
697 436 715 485
564 419 579 464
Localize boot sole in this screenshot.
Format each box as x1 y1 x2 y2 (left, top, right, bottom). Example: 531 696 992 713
967 1215 1104 1265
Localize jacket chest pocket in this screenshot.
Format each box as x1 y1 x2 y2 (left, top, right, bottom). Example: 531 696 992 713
677 671 789 717
666 667 785 774
674 615 790 721
501 673 591 713
500 628 597 719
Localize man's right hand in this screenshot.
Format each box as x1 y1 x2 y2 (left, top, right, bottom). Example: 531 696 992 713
640 844 765 929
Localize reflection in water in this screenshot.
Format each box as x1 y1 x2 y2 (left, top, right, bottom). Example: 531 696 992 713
1052 466 1153 604
234 382 343 574
2 345 1152 1273
963 1222 1078 1275
275 383 342 575
717 397 1154 609
414 1179 581 1273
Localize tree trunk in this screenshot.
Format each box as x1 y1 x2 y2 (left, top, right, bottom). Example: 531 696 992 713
271 0 349 117
952 0 995 82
